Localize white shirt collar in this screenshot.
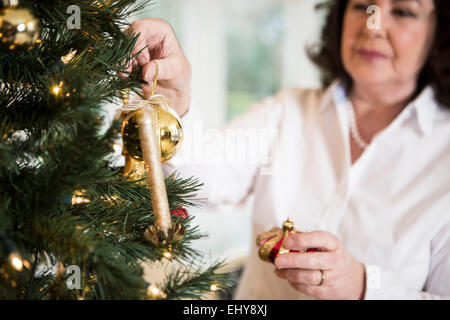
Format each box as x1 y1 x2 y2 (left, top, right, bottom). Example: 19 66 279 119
321 79 439 137
412 85 438 137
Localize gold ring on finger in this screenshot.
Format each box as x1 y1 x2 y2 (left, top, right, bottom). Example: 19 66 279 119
318 269 326 286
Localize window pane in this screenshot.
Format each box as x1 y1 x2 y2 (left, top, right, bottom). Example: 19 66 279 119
134 0 183 42
225 3 284 120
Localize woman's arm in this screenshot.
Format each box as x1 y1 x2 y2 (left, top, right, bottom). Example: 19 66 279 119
163 95 284 206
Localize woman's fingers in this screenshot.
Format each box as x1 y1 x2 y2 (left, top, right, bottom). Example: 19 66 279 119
119 18 192 117
284 231 341 252
142 55 185 83
120 18 174 77
274 268 327 287
274 251 338 270
272 230 366 299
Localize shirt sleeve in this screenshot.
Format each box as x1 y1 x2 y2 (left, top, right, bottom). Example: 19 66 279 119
363 220 450 300
162 96 284 206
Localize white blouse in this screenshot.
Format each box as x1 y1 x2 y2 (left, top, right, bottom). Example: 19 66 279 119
162 81 450 300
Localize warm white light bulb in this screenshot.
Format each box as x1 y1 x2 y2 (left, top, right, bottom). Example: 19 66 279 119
147 284 166 299
163 251 172 259
10 254 23 271
52 86 61 95
61 50 78 64
72 190 91 205
210 284 218 291
151 287 159 295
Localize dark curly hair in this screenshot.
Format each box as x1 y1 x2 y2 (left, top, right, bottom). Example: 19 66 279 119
309 0 450 108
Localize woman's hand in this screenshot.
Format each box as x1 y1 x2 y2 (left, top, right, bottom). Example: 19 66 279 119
121 18 192 118
273 231 366 300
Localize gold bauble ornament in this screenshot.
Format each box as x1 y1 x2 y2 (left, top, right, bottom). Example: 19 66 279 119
121 95 183 163
0 0 19 8
0 6 40 51
122 155 147 180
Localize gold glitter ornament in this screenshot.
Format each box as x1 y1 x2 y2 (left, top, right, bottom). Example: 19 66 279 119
144 221 186 247
119 62 186 244
0 6 40 51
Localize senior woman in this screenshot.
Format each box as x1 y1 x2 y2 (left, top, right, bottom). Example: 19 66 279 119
123 0 450 299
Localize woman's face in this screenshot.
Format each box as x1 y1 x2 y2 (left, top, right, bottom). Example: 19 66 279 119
341 0 436 88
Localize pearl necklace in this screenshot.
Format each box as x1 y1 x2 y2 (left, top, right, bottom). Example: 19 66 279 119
346 99 369 150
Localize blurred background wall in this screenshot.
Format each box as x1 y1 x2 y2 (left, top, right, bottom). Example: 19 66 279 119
125 0 325 276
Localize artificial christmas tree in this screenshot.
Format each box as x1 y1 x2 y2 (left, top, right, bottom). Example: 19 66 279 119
0 0 231 300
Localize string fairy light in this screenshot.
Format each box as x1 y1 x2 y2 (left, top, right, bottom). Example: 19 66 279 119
72 189 90 205
9 253 23 271
8 252 30 272
61 49 77 64
162 250 172 260
51 81 64 96
147 284 167 299
1 236 30 272
210 283 219 292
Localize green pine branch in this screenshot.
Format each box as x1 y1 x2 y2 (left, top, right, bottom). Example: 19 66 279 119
0 0 234 300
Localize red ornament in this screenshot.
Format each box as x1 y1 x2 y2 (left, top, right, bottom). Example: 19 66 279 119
256 219 318 263
170 207 188 219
